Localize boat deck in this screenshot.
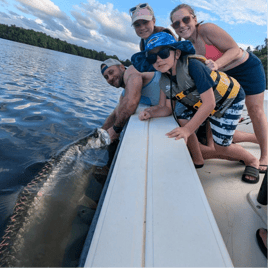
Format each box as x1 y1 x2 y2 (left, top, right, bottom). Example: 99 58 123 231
81 93 267 267
196 97 267 267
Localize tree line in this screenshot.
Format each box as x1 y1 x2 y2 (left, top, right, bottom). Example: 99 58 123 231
0 23 131 66
0 23 267 81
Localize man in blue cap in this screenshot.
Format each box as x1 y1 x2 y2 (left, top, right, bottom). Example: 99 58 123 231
100 58 162 142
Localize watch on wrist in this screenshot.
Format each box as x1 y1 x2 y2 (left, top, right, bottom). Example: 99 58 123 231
113 125 123 134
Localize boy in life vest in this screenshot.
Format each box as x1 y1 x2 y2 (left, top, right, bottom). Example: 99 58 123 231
131 32 259 183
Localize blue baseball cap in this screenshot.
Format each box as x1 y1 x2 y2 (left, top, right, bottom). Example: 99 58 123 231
131 32 195 72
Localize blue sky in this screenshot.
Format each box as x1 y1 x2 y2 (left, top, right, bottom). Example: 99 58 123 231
0 0 267 60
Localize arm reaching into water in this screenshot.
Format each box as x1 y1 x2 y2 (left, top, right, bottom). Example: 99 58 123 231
104 67 143 142
102 96 122 130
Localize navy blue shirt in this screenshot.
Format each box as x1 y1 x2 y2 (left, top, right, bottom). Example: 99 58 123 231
188 58 245 103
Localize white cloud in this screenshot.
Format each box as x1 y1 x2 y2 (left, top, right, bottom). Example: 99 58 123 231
7 0 139 59
238 43 254 51
35 18 43 24
0 11 10 18
1 0 265 61
195 11 217 22
71 10 97 30
173 0 267 25
16 0 66 19
77 0 139 44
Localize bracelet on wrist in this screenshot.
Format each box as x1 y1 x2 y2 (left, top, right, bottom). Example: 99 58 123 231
113 125 123 134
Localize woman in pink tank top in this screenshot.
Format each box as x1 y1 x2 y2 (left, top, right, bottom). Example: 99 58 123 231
169 4 267 176
204 44 223 61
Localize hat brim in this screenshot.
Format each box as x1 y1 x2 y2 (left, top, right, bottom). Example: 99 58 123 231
131 40 195 72
131 51 156 72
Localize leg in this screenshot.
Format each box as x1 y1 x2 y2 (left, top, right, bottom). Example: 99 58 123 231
199 143 238 161
246 93 268 172
199 139 260 182
179 119 204 167
214 143 259 168
214 143 260 183
206 120 215 148
232 130 258 144
209 99 259 182
203 126 258 161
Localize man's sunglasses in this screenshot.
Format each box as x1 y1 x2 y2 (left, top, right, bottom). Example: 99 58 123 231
171 15 194 29
146 47 175 64
129 3 150 14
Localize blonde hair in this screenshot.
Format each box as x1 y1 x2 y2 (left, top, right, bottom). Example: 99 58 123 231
170 4 204 27
170 4 196 22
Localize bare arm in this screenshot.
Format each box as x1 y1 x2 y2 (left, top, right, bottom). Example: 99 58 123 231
166 88 215 142
139 90 172 120
182 89 215 134
102 96 123 130
104 70 142 142
199 23 241 70
113 72 142 126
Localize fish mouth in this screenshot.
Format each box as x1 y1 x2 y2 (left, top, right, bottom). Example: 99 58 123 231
77 128 111 151
97 128 111 146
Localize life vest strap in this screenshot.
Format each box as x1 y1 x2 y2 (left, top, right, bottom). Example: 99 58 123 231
171 56 240 118
192 100 217 115
214 75 234 110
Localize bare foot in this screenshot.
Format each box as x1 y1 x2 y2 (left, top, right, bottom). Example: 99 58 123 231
259 165 267 173
259 157 268 173
245 159 258 181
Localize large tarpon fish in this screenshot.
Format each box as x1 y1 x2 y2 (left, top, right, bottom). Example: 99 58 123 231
0 128 110 267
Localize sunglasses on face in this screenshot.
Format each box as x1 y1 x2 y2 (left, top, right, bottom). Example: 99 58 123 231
146 47 175 64
129 3 151 14
171 15 194 29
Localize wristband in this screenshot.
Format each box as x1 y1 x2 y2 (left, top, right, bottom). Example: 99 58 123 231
113 125 123 134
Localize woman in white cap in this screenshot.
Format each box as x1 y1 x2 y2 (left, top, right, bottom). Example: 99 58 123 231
129 3 187 115
129 3 176 51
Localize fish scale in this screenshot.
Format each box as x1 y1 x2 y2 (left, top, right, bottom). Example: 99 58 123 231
0 128 110 267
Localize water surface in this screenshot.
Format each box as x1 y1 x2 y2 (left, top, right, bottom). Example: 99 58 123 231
0 38 121 234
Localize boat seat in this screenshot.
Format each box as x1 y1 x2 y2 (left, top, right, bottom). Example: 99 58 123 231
84 108 233 267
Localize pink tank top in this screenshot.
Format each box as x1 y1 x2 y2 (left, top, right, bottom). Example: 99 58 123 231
205 44 223 61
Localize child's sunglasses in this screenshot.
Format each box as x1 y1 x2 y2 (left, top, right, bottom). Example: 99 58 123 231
146 47 175 64
129 3 149 14
171 15 194 29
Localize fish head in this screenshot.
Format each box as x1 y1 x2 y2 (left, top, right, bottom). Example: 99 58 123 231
80 128 111 149
97 128 111 146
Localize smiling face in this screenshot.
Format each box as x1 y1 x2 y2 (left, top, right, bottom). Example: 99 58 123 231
102 65 125 88
150 46 181 74
171 8 197 40
133 18 155 39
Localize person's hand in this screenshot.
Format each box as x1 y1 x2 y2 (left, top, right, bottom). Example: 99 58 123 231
139 110 151 121
205 59 219 71
166 126 191 143
107 127 120 143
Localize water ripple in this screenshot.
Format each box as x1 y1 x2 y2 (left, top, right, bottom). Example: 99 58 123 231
0 39 121 187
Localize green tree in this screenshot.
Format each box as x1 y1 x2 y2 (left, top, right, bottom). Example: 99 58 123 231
0 23 132 66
